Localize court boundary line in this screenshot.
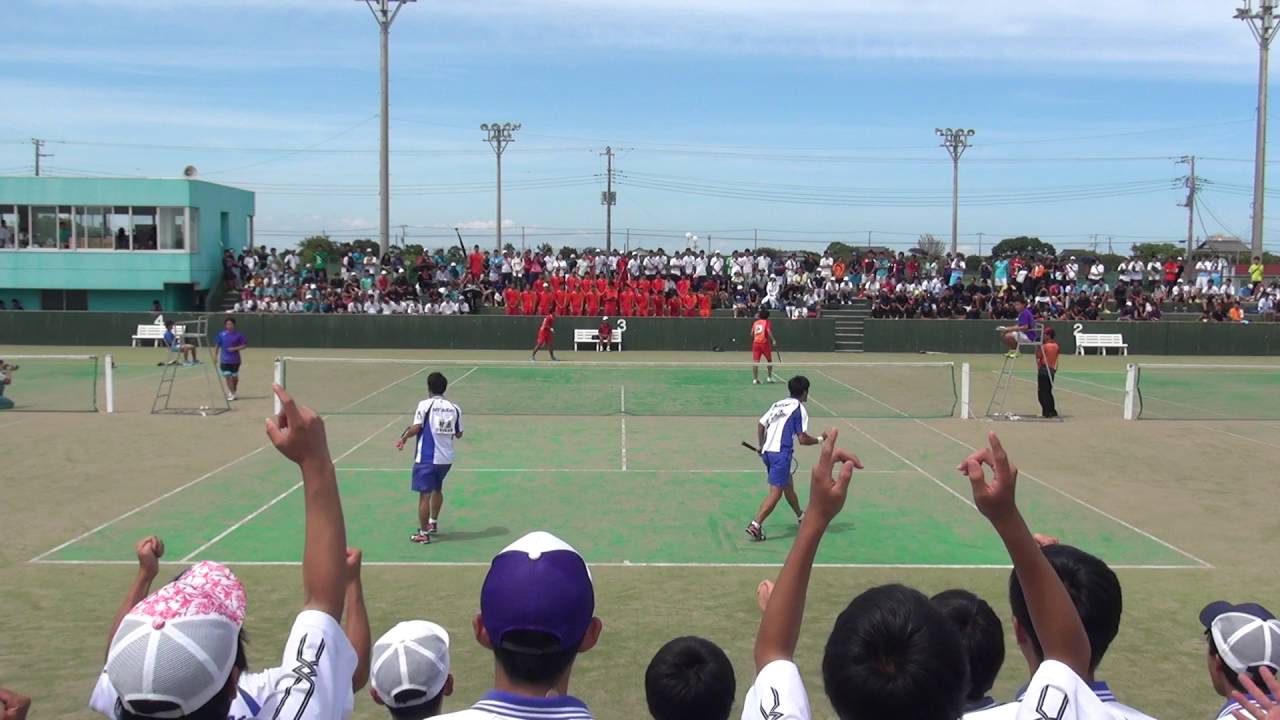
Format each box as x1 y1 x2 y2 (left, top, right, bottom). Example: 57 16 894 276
915 420 1215 569
29 363 450 564
816 368 1214 569
335 467 918 474
620 385 627 471
178 367 479 562
29 559 1206 570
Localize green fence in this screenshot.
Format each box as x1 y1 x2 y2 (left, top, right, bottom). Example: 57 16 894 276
0 312 835 352
863 319 1280 355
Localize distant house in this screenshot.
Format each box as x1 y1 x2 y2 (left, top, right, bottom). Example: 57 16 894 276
1195 235 1251 257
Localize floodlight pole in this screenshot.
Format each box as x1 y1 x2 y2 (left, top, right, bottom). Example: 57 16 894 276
1237 1 1277 257
936 128 975 255
361 0 414 256
482 122 520 252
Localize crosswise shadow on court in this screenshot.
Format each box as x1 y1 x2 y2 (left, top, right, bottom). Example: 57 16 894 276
436 526 509 543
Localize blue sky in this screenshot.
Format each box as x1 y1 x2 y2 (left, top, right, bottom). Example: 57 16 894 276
3 0 1277 253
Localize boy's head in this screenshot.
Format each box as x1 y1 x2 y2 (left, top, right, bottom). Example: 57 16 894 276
107 562 246 720
223 318 235 331
369 621 453 719
788 375 810 402
164 321 174 330
1043 326 1056 341
474 532 601 692
1008 544 1120 675
931 589 1004 705
822 584 966 720
644 636 735 720
427 372 448 396
758 309 770 320
1201 602 1280 698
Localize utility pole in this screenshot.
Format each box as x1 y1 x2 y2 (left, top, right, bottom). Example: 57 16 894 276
358 0 415 257
1178 155 1199 258
482 122 521 253
753 228 758 251
1237 1 1277 257
935 128 976 255
31 139 51 176
601 146 617 252
977 232 985 256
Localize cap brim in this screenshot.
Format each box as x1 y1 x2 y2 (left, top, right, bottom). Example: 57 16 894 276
1202 601 1276 627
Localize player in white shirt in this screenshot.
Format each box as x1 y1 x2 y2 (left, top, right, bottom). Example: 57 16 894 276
745 376 823 541
396 372 464 544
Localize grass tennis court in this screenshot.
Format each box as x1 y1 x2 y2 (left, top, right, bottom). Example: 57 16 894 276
3 345 1278 719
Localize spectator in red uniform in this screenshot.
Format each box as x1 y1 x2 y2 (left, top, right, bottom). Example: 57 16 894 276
521 287 537 316
676 276 691 297
619 285 635 316
635 287 650 317
468 245 484 282
569 287 584 316
585 287 601 316
602 285 619 316
682 292 698 317
595 275 608 294
504 286 521 315
597 317 613 352
651 276 665 296
537 284 554 316
699 292 712 318
567 274 580 293
549 273 564 293
554 286 569 315
666 293 682 317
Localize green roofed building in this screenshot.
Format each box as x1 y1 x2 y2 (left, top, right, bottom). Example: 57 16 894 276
0 176 254 311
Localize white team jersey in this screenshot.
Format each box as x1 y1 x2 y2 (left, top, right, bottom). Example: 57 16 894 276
965 668 1154 720
91 667 291 720
759 398 809 454
414 396 463 465
740 660 811 720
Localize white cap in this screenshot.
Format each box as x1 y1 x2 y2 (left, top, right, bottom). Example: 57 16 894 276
369 621 451 707
603 316 609 321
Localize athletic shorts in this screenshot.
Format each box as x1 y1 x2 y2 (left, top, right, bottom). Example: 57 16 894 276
1013 332 1033 345
411 463 451 493
752 344 772 362
537 332 552 346
761 451 793 488
220 363 241 377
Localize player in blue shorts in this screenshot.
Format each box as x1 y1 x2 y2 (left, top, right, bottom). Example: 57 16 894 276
395 372 463 545
746 375 824 541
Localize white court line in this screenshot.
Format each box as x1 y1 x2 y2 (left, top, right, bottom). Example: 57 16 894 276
815 368 1211 569
336 467 916 474
914 420 1214 569
620 385 627 471
179 367 479 562
31 559 1204 570
0 420 24 430
29 363 454 564
29 445 272 563
809 397 977 510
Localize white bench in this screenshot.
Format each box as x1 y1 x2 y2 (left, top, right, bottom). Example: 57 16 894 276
132 323 186 347
573 327 624 351
1075 333 1127 355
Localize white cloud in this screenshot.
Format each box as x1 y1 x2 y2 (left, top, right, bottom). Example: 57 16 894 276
455 219 516 231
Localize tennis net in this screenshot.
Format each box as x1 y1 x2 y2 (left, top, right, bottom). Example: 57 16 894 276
0 354 101 412
277 357 966 418
1124 363 1280 420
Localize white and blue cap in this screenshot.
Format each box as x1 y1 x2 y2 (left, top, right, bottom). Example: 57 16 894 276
481 531 594 654
1201 601 1280 675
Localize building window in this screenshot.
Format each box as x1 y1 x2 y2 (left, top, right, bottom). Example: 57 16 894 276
158 207 184 250
0 206 15 249
132 207 157 250
110 207 131 249
32 206 58 248
76 206 114 250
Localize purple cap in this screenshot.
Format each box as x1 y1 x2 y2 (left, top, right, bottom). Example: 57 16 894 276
481 531 594 654
1200 600 1275 627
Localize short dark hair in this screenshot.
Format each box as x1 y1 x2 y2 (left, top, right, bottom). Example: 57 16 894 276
1207 632 1268 694
427 372 448 396
224 317 236 326
644 636 735 720
931 589 1005 702
116 674 236 720
758 309 770 319
822 584 966 720
1044 326 1056 339
1008 544 1121 672
788 375 810 400
493 630 578 687
164 321 174 329
385 688 445 720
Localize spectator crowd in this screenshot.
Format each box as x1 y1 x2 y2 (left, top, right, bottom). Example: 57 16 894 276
220 243 1275 325
8 388 1271 720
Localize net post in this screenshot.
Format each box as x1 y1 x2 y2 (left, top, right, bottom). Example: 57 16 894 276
273 358 284 416
1123 363 1137 420
105 354 115 413
960 362 971 419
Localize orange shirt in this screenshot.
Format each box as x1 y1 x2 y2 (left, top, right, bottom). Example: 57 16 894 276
1230 306 1244 322
1037 340 1060 370
751 319 771 346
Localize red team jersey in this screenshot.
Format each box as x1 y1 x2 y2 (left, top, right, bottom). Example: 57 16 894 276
550 275 564 293
602 288 619 316
569 290 584 316
666 295 681 317
635 290 650 317
595 277 608 294
682 293 698 317
619 288 634 316
537 314 555 343
504 287 520 315
751 318 772 346
521 290 537 315
568 275 581 293
554 289 569 314
585 290 601 316
537 289 553 315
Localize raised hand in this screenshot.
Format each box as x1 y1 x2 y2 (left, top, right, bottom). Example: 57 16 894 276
959 431 1019 524
806 428 864 524
345 547 363 585
0 689 31 720
1231 668 1280 720
266 385 332 468
135 536 165 579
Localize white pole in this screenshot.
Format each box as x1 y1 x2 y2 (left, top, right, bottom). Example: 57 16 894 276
273 359 284 416
1123 363 1137 420
960 362 971 419
105 353 115 413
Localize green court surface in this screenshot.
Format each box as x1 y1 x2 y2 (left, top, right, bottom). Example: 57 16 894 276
36 360 1202 569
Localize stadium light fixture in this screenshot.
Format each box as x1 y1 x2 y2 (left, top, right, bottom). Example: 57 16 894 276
482 123 522 252
935 128 976 256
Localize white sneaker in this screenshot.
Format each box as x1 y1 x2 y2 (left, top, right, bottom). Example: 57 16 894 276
753 379 761 385
227 393 237 401
766 376 778 383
